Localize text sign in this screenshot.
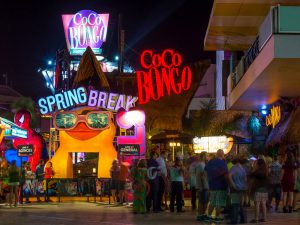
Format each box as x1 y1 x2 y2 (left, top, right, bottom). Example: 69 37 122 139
136 49 192 104
0 117 27 139
118 144 140 156
37 87 138 114
18 145 33 157
62 10 109 55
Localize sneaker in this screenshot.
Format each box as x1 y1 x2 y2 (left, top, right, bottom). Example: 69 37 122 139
213 217 222 223
204 215 213 222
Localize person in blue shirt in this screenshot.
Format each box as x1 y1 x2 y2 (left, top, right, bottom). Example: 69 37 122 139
205 149 229 223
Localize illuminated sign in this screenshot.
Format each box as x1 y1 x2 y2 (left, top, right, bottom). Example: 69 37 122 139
193 136 233 154
136 49 192 104
116 110 146 158
17 145 33 157
118 144 140 156
266 106 281 128
38 87 138 114
0 117 28 139
62 10 109 55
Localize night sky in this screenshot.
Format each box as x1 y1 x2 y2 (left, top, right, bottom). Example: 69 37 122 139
0 0 214 100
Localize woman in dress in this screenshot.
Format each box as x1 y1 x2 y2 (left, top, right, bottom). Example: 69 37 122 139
281 152 297 213
8 160 20 207
132 159 148 214
110 159 120 203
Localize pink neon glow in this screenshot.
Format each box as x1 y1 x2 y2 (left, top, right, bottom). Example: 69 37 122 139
62 10 109 52
116 110 146 162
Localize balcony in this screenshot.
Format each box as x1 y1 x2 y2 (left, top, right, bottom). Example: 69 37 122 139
227 6 300 110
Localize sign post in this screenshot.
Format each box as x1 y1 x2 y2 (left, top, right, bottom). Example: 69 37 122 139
17 144 33 204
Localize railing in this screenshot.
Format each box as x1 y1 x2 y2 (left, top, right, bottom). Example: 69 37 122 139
243 36 260 74
0 177 112 204
230 6 300 92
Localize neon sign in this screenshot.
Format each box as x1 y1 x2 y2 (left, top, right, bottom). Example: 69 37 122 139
38 87 138 114
266 106 281 128
136 49 192 104
62 10 109 55
116 109 146 159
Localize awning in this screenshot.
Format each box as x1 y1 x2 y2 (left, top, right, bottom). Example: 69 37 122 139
150 130 194 144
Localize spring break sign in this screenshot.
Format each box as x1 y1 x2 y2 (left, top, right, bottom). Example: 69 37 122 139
38 87 138 114
62 10 109 55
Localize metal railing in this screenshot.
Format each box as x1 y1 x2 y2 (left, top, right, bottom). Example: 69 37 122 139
0 177 112 203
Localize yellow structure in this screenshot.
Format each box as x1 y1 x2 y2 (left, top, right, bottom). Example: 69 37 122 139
266 106 281 128
50 108 117 178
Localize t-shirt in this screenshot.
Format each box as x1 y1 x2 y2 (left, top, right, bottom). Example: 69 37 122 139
230 164 247 191
8 166 20 183
118 163 129 182
195 162 209 191
205 158 228 190
189 161 201 187
170 166 184 182
35 164 44 181
269 161 282 185
44 167 54 179
156 156 167 177
147 158 159 180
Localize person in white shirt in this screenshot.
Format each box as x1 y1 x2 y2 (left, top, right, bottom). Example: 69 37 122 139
156 150 168 211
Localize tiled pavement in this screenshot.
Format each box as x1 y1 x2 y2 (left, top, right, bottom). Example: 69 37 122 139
0 202 299 225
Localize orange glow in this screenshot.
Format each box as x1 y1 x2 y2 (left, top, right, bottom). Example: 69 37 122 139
266 106 281 128
66 122 101 140
50 108 117 178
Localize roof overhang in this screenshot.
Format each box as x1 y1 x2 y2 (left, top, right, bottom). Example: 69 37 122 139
204 0 300 51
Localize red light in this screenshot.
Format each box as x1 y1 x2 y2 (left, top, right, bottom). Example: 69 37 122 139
137 49 192 104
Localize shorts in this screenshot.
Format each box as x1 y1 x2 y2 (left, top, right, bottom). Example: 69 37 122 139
198 189 209 205
230 191 243 204
254 192 268 202
269 184 281 201
209 190 227 207
118 181 126 191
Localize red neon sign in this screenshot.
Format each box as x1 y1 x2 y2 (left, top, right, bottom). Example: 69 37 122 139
136 49 192 104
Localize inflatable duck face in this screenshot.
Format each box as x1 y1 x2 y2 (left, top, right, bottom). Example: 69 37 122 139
51 107 117 178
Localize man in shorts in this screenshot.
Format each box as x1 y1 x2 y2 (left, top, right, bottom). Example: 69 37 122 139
205 149 229 223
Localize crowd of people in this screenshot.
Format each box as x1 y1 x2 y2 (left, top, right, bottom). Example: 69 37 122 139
110 147 299 224
0 158 54 207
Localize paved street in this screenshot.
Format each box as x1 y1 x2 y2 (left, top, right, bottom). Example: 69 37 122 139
0 202 299 225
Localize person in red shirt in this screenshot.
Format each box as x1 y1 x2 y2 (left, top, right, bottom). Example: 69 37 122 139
44 162 54 179
117 158 129 205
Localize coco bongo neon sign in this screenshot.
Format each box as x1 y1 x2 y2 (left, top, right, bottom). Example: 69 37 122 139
62 10 109 55
136 49 192 104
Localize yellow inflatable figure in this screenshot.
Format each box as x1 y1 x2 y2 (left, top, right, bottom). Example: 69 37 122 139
50 108 117 178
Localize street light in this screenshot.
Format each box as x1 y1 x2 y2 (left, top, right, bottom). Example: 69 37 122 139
169 142 181 161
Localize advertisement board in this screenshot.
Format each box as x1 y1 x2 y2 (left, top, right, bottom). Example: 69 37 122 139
18 144 34 157
118 144 140 156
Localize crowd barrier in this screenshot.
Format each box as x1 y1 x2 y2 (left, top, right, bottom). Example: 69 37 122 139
20 177 112 203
